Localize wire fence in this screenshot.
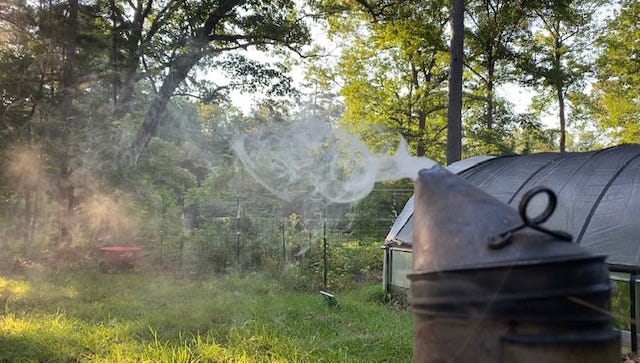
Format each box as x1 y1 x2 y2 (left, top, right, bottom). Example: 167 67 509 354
151 188 414 288
0 185 412 291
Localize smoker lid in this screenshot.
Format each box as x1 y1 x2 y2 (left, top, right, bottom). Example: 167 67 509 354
412 166 592 273
385 156 495 247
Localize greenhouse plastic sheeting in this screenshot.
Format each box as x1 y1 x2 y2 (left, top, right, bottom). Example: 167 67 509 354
385 156 495 247
385 145 640 269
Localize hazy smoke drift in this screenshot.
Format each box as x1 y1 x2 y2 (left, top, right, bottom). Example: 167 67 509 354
231 120 438 204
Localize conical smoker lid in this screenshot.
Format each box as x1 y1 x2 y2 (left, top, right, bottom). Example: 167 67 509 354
412 166 592 274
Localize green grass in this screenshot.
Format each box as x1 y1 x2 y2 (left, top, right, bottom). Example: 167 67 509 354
0 270 412 362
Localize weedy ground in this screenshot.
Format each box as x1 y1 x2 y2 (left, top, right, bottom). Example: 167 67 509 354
0 269 412 362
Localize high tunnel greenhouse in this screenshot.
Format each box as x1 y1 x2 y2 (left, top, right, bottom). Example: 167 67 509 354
383 144 640 293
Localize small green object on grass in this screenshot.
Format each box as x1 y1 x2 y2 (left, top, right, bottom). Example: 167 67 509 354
320 291 339 307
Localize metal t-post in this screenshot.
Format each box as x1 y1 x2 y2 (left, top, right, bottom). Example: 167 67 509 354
631 273 638 353
236 192 240 272
160 196 165 263
281 219 286 268
323 207 327 289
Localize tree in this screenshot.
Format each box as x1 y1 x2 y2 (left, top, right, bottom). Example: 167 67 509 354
0 0 115 247
55 0 81 246
0 1 44 142
0 0 311 256
592 0 640 143
516 0 604 152
297 60 345 125
108 0 311 163
316 0 450 160
464 0 529 154
347 180 412 238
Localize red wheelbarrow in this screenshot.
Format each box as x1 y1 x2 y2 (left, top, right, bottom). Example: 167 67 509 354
99 246 142 272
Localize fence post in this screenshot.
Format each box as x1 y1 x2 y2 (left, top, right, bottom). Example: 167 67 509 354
281 219 286 268
236 192 240 272
631 273 638 353
323 207 327 289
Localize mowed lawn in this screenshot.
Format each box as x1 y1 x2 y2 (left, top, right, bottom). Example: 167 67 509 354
0 270 412 362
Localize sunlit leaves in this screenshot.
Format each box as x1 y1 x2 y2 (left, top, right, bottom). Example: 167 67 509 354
464 0 530 152
318 0 449 159
592 0 640 143
514 0 605 151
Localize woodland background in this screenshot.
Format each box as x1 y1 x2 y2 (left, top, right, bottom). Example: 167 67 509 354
1 0 638 282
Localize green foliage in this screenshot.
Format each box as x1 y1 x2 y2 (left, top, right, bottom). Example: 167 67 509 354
315 0 608 157
464 0 529 143
592 0 640 143
282 237 383 292
137 139 197 196
0 0 313 259
512 117 558 154
318 0 450 159
330 240 382 283
514 0 606 151
183 218 235 276
464 99 519 156
463 0 532 155
347 181 412 238
611 280 631 331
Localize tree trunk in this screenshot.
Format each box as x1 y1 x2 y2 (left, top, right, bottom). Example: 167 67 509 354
57 0 79 248
57 157 76 247
417 111 427 157
486 52 494 130
30 191 39 251
447 0 464 165
557 86 566 152
23 190 32 256
113 68 140 118
131 51 204 164
130 0 243 163
61 0 78 113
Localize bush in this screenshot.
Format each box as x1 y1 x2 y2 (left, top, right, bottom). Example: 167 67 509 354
279 237 383 292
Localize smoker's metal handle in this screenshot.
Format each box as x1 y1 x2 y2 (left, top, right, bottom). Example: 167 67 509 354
488 186 572 249
518 186 556 225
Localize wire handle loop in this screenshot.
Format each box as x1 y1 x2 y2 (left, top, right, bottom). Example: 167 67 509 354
519 186 556 226
488 186 572 249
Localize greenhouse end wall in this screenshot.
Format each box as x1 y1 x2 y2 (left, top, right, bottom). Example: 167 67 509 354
383 246 412 291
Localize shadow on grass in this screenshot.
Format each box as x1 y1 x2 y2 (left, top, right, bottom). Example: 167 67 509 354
0 335 81 362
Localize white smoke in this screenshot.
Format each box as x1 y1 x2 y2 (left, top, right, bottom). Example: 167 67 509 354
231 119 438 204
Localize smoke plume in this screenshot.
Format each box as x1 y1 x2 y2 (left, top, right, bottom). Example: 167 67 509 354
231 119 437 204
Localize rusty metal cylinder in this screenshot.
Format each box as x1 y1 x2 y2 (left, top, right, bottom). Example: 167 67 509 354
409 166 620 362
